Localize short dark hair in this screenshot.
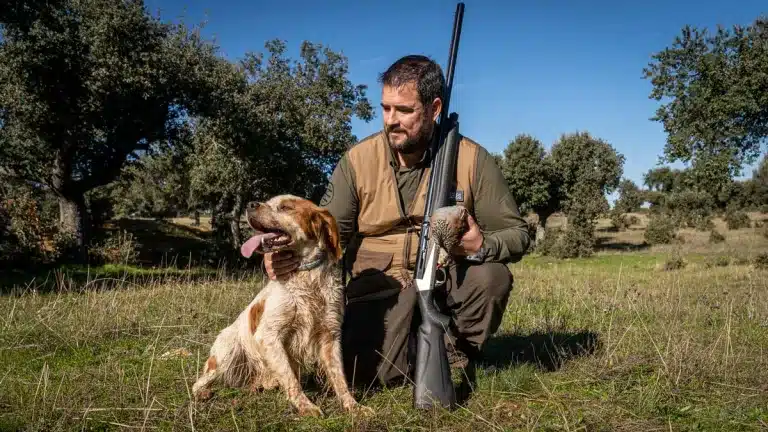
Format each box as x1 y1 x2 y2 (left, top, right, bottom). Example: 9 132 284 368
378 55 445 109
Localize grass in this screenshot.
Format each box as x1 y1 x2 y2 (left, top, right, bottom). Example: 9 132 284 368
2 251 768 431
2 213 768 430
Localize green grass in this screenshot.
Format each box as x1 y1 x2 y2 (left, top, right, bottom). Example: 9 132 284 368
2 251 767 431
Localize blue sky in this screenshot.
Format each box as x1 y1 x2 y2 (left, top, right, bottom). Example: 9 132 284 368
147 0 765 194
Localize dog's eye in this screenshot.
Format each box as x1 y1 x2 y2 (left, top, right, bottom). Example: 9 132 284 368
278 203 292 211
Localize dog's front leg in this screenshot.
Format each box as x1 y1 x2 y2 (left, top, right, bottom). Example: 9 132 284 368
257 331 322 417
319 331 373 415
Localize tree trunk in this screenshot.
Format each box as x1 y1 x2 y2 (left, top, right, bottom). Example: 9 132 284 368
58 194 89 260
52 149 89 261
193 210 200 227
536 220 547 245
229 193 244 251
535 211 553 245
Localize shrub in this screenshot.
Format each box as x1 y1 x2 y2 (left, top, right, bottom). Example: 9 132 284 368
724 209 751 230
644 216 676 245
705 255 730 268
753 253 768 270
709 229 725 244
664 255 687 271
88 230 141 265
664 190 714 229
609 213 640 231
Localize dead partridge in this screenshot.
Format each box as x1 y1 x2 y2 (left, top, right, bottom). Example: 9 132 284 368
429 205 470 267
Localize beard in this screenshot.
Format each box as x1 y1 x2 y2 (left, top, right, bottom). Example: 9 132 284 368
386 123 432 155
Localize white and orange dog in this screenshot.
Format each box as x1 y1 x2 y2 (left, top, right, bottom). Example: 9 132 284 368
191 194 370 417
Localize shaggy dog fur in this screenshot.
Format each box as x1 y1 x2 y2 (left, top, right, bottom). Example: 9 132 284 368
191 194 371 417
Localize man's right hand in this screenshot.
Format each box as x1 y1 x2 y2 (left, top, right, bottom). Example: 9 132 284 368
263 250 300 280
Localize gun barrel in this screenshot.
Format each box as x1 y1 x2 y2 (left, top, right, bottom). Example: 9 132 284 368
440 2 464 127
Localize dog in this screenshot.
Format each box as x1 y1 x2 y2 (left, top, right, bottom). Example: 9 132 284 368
191 194 371 417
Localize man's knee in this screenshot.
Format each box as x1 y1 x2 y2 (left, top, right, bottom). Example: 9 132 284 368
460 261 513 301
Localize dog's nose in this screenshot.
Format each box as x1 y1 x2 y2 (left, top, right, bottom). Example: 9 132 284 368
247 201 260 210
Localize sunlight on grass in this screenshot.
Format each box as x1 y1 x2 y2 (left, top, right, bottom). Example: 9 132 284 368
2 251 767 430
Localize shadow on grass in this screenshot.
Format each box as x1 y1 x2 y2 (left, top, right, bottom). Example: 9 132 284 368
0 263 261 295
594 237 650 253
480 330 601 372
451 330 601 404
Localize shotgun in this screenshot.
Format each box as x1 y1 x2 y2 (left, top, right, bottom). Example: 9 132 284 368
412 1 465 411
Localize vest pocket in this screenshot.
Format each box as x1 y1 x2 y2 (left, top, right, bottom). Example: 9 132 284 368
350 249 393 279
346 249 400 302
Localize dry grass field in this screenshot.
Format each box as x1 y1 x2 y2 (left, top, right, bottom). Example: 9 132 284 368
2 213 768 431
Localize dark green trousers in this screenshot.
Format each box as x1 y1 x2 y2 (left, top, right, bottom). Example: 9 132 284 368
340 260 513 388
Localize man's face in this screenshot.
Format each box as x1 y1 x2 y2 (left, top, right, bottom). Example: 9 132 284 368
381 82 440 154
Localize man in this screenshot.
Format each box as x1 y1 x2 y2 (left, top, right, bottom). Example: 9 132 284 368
263 55 530 388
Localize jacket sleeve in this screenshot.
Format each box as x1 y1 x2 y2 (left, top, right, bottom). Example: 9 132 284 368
319 153 358 250
471 147 531 263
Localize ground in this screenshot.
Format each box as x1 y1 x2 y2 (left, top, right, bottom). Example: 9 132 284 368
1 213 767 431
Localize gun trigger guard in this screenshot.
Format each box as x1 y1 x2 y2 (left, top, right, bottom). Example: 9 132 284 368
434 267 448 287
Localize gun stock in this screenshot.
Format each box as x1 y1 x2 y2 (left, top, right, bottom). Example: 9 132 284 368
412 2 464 411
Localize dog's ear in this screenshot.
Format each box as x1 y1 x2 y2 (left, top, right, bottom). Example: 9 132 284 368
311 208 342 261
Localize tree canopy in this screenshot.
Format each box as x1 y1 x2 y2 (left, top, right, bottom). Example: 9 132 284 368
0 0 224 257
643 16 768 176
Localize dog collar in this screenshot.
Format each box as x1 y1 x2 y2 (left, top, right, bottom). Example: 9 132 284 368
297 251 326 271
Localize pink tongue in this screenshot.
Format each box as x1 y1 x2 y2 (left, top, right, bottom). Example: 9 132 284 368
240 232 279 258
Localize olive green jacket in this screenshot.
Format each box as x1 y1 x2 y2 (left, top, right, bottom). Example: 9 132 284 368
320 130 531 264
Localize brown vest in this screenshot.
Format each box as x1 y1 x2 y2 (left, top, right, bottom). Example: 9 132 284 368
344 131 479 285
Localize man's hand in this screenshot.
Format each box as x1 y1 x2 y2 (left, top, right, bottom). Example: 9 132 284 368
451 214 484 256
264 250 300 280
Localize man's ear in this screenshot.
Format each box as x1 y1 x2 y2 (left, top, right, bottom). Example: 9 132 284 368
312 209 342 261
431 97 442 122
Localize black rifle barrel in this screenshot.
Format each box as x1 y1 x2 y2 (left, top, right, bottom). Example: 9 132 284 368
411 2 465 411
415 2 465 278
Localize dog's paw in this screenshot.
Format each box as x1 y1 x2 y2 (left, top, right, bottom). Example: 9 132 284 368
193 388 213 402
351 403 374 417
295 397 323 417
342 398 374 416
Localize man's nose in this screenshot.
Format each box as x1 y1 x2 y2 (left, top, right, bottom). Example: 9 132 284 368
383 109 398 126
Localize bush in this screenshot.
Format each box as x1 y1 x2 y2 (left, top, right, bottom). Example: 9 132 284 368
537 224 595 259
753 253 768 270
705 255 730 268
609 213 640 231
709 229 725 244
664 190 714 229
644 216 676 245
724 209 751 230
663 255 687 271
88 230 141 265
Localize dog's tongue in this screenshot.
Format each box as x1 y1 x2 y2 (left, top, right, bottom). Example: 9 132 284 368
240 232 279 258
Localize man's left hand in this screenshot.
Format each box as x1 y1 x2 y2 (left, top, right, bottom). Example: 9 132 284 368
451 214 484 256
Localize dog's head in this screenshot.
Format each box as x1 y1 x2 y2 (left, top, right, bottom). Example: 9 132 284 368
240 194 342 262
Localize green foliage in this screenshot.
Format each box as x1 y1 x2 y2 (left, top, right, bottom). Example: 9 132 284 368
185 39 374 251
643 16 768 175
644 216 677 245
542 225 596 259
0 0 224 256
663 254 687 271
548 132 625 257
499 131 624 257
88 230 141 266
111 126 195 219
663 190 714 229
724 209 751 230
613 179 645 214
499 134 556 217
